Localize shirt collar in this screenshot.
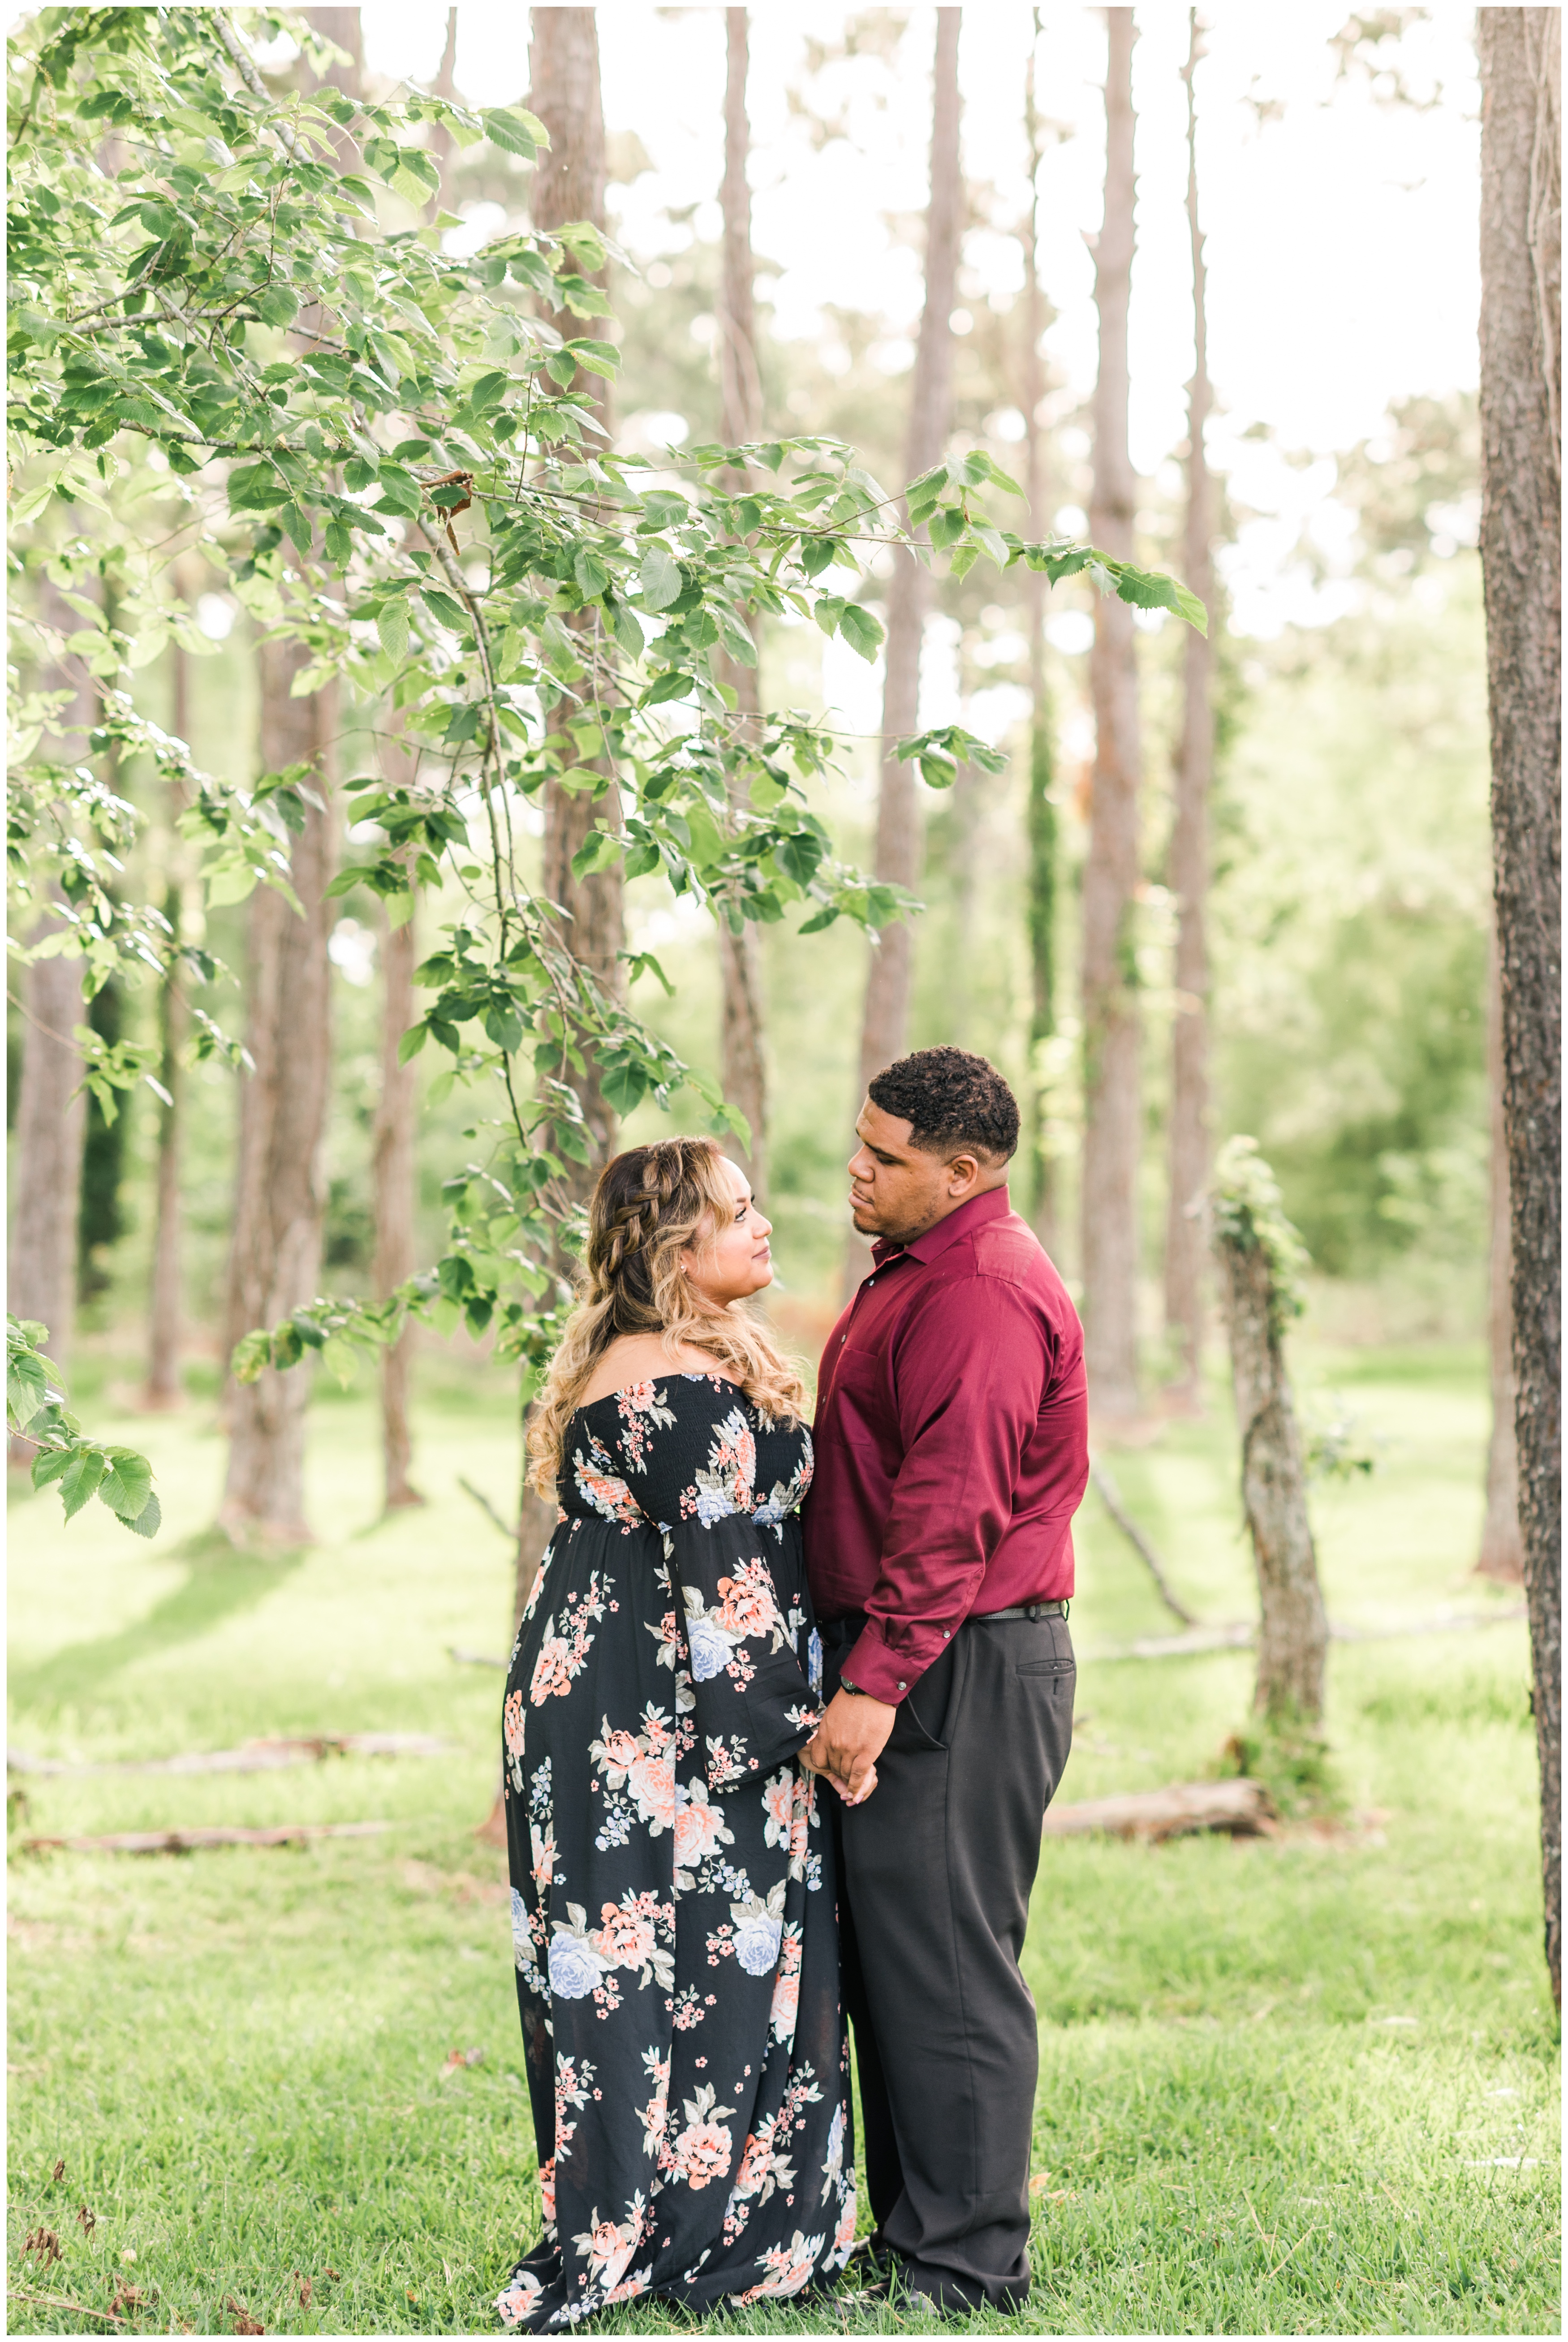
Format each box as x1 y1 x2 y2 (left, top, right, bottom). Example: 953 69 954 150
870 1183 1012 1270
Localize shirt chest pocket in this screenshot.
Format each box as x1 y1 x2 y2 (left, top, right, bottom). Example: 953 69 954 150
829 1345 894 1450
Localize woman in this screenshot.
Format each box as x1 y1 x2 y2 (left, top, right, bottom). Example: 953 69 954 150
495 1138 859 2332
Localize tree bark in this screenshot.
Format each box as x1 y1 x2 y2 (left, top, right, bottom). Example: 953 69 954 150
856 4 962 1103
8 576 90 1438
715 6 769 1201
1480 930 1524 1580
529 6 622 1190
513 7 622 1645
219 642 337 1544
1163 10 1215 1410
1081 6 1144 1421
219 9 359 1543
1212 1221 1328 1723
373 735 424 1513
1022 13 1058 1253
1478 5 1561 2006
143 634 190 1409
427 7 459 212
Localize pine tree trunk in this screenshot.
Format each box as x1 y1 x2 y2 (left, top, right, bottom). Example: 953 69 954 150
856 4 962 1102
529 7 622 1194
9 577 90 1448
1081 5 1144 1421
143 636 190 1410
1163 12 1215 1409
219 10 358 1542
1212 1223 1328 1722
1480 931 1524 1580
219 642 337 1544
715 7 769 1202
1022 16 1058 1253
1478 5 1561 2007
513 7 622 1642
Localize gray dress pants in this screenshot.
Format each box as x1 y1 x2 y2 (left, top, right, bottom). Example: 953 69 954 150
821 1609 1075 2307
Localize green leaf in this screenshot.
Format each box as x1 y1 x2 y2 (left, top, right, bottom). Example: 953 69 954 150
60 1445 106 1521
838 605 884 662
484 107 546 159
122 1490 162 1538
642 670 692 708
570 828 623 882
397 1022 429 1064
376 598 409 663
638 543 682 613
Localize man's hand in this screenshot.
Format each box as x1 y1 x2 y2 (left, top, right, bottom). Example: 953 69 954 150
801 1687 896 1804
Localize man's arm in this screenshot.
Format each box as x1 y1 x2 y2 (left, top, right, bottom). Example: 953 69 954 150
804 1279 1054 1795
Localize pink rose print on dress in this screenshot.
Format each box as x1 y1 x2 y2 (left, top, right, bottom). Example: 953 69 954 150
628 1750 677 1831
715 1560 784 1643
769 1923 804 2045
669 2084 737 2191
503 1688 526 1791
495 2264 544 2329
571 1429 643 1526
684 1409 757 1524
673 1779 732 1874
573 2196 649 2295
614 1380 676 1471
739 2230 827 2303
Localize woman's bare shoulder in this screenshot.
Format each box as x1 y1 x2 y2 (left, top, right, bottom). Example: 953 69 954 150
576 1335 726 1409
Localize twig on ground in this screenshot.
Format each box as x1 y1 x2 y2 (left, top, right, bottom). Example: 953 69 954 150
458 1477 518 1540
23 1821 390 1856
8 1734 452 1778
1085 1605 1529 1663
7 2290 129 2327
1088 1456 1200 1627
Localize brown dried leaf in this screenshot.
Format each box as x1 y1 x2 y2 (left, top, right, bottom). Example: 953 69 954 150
51 2158 66 2183
294 2272 312 2308
24 2224 63 2264
226 2297 265 2335
77 2203 97 2235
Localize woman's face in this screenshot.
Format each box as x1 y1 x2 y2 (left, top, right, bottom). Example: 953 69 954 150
683 1157 774 1304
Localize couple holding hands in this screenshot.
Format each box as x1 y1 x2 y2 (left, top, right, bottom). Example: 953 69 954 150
497 1047 1089 2330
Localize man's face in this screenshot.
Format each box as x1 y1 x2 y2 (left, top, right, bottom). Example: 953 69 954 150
847 1100 968 1246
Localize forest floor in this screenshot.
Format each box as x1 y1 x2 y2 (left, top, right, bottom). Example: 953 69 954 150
7 1334 1559 2336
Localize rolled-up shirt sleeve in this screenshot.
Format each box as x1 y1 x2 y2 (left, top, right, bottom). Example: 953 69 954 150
842 1278 1053 1705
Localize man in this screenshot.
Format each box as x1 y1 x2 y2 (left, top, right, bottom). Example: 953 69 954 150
801 1046 1089 2316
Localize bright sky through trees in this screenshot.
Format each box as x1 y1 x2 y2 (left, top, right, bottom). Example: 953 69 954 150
345 1 1482 642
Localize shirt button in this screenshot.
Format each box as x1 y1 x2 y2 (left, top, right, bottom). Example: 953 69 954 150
840 1334 846 1344
897 1680 907 1691
943 1631 950 1639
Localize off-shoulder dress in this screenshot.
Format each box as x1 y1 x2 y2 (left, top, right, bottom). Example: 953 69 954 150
495 1373 855 2331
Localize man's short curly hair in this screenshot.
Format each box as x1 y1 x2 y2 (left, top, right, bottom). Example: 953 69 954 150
867 1046 1020 1162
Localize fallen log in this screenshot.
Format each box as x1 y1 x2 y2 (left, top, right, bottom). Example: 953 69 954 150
22 1821 390 1856
1042 1777 1275 1842
7 1733 452 1778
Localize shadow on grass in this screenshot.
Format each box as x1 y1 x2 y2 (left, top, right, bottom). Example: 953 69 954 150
9 1529 308 1715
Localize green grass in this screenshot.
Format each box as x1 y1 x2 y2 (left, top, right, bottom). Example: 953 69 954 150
8 1338 1559 2334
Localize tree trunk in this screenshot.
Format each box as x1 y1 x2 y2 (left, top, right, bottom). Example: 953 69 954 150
1480 930 1524 1580
715 7 769 1201
427 7 459 212
219 643 337 1544
219 9 359 1543
1478 5 1561 2008
1212 1218 1328 1722
1022 13 1058 1253
515 5 621 1638
8 578 90 1443
1163 10 1215 1410
143 635 190 1409
1081 6 1144 1421
856 4 962 1103
374 739 423 1512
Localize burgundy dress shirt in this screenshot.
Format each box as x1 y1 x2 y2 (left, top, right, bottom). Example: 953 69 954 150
804 1185 1090 1707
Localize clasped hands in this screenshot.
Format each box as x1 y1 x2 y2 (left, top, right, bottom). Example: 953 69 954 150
800 1686 896 1805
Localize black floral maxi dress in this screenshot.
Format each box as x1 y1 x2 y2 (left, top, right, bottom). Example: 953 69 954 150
495 1374 857 2330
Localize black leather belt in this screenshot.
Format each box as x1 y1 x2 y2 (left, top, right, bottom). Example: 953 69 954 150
976 1599 1069 1622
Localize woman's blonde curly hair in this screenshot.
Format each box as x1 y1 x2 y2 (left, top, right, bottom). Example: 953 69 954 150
526 1137 808 1499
